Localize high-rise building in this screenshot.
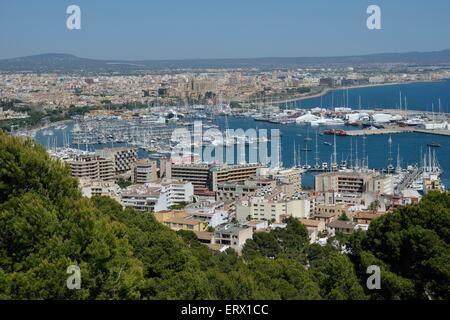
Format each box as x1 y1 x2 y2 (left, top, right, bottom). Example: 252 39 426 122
315 171 379 194
165 162 263 191
210 164 263 191
69 156 115 181
98 147 138 174
166 163 211 187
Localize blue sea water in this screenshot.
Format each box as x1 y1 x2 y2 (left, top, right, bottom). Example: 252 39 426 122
294 80 450 112
221 80 450 188
219 117 449 189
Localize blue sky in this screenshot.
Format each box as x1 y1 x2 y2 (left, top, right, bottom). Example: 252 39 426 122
0 0 449 60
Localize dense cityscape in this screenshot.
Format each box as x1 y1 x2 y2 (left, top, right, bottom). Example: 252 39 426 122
0 1 449 312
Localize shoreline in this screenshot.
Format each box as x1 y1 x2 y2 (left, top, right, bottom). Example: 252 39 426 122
269 79 446 105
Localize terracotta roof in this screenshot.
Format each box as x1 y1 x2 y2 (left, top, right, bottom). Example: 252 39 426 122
327 220 355 229
299 219 321 227
353 212 384 220
164 216 202 226
193 231 213 241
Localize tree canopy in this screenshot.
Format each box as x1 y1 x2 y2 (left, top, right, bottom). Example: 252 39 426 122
0 131 448 300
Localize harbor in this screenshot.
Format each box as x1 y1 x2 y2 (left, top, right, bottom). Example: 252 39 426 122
345 126 450 137
17 80 448 189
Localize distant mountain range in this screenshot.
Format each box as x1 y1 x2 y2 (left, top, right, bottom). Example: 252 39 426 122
1 49 450 73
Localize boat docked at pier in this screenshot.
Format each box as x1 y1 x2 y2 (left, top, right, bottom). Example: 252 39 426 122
324 129 348 136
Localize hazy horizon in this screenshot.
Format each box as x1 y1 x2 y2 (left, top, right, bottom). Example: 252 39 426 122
2 48 450 62
1 0 450 60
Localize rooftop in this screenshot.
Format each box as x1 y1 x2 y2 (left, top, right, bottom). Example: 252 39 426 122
327 220 355 229
299 219 321 228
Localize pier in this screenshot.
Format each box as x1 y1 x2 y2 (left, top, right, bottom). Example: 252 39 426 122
346 126 450 137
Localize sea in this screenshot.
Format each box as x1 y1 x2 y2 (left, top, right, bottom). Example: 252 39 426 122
34 80 450 189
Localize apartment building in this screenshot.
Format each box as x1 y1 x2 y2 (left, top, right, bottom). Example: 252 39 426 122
121 185 161 212
352 212 384 225
166 163 211 187
367 175 394 195
153 210 208 232
98 147 137 174
210 164 263 191
315 171 379 194
69 156 115 181
259 167 302 195
185 200 229 227
322 191 364 206
165 162 262 191
121 179 194 212
79 179 121 202
326 220 356 236
158 179 194 209
132 159 158 184
314 204 351 223
235 189 310 223
216 178 276 202
213 224 253 252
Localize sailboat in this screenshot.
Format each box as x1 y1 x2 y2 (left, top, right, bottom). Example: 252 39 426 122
314 131 321 170
387 136 395 172
331 132 338 172
427 143 441 148
304 129 313 142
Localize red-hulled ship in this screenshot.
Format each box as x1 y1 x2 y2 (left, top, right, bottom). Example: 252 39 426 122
324 129 348 136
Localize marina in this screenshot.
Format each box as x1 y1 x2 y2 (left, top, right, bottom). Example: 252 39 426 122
23 81 449 189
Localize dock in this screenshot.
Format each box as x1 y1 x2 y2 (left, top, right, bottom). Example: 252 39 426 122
346 126 450 137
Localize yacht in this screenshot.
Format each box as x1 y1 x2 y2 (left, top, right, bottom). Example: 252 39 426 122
311 118 345 127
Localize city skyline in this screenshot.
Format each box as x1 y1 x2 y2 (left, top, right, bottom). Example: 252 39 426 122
1 0 450 60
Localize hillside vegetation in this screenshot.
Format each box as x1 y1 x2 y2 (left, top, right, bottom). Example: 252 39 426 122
0 131 448 300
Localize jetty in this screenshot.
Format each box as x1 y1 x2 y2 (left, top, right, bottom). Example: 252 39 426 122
346 126 450 137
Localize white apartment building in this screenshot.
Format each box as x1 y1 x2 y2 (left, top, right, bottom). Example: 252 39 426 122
185 200 229 228
121 179 194 213
235 188 310 223
79 179 121 203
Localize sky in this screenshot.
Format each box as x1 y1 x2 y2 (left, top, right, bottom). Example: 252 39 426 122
0 0 450 60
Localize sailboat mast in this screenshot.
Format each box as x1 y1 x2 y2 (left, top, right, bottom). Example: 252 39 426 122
293 140 297 167
388 136 393 165
362 135 367 169
332 132 337 170
396 145 401 173
315 130 319 168
350 138 353 169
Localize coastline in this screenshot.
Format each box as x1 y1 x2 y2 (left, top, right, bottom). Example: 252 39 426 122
270 79 446 105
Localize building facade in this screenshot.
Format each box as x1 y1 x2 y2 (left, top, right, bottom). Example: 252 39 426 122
132 159 158 184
